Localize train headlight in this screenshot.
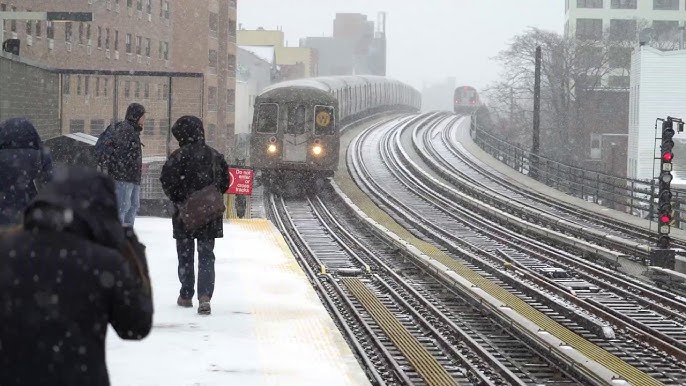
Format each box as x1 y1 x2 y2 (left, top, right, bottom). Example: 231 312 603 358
267 144 277 154
312 144 323 156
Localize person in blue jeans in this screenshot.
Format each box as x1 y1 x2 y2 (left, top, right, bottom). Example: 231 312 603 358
104 103 145 225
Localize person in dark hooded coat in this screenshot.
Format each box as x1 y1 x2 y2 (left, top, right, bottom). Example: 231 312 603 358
0 117 53 227
106 103 146 226
0 166 153 386
160 116 229 315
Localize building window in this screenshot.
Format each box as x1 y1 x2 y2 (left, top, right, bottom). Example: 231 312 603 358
126 33 132 53
77 75 82 95
209 12 218 37
227 89 235 105
35 21 42 37
26 18 33 36
78 22 84 44
159 119 168 135
162 84 168 99
135 81 140 98
163 41 169 60
125 80 131 98
609 19 637 40
611 0 636 8
65 22 73 42
576 18 603 40
96 77 100 96
63 75 71 95
145 119 155 135
654 0 679 9
136 35 142 55
91 119 106 136
164 1 170 19
609 46 631 68
144 82 150 98
208 87 217 111
228 54 236 74
127 0 132 8
158 41 163 59
228 19 236 37
97 26 102 48
209 49 218 69
10 6 15 32
654 20 680 42
608 75 630 88
105 28 110 49
145 38 151 57
104 78 109 96
146 0 151 14
47 21 54 39
114 30 119 51
576 0 603 8
84 76 90 95
86 23 91 43
137 0 142 11
70 119 85 134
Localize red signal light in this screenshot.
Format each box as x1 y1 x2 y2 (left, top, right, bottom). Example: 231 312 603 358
663 152 674 162
661 214 671 224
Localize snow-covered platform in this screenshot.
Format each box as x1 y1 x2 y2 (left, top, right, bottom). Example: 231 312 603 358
107 217 371 386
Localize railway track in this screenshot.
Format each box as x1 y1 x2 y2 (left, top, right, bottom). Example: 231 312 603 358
346 113 686 385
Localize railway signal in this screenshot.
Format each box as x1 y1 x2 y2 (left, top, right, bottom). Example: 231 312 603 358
653 117 684 268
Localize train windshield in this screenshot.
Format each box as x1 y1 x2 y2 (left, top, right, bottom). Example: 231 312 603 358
256 103 278 134
314 105 335 135
286 104 307 135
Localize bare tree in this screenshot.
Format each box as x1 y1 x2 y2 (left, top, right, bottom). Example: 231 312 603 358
485 28 623 165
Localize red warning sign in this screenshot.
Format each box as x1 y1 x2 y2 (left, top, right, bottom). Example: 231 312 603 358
227 167 254 195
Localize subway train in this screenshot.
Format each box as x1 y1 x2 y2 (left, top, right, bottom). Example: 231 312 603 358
454 86 481 115
250 75 421 181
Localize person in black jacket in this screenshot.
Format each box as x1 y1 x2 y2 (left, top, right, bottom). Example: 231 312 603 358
107 103 146 226
160 116 229 315
0 117 53 227
0 166 153 386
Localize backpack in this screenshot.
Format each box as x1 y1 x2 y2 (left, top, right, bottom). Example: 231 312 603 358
94 123 116 171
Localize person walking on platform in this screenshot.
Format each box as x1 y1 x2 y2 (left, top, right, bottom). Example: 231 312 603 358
0 117 53 227
96 103 146 226
0 167 153 386
160 116 229 315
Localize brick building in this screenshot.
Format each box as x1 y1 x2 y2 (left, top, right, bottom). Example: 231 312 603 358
1 0 237 156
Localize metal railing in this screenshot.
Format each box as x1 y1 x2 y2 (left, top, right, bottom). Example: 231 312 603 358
469 120 686 228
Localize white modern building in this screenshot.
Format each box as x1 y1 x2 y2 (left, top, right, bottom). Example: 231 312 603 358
628 45 686 181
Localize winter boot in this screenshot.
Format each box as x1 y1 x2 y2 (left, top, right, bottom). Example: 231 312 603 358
177 296 193 308
198 296 211 315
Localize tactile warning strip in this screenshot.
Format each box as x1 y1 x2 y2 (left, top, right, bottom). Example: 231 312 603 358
335 156 664 386
342 277 460 386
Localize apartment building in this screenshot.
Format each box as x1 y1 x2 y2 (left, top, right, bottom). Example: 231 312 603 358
236 28 317 80
1 0 237 156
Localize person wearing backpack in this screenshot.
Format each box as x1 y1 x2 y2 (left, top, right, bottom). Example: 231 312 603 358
160 116 229 315
98 103 146 226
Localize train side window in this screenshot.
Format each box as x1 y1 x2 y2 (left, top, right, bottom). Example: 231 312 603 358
314 105 335 135
287 104 307 135
256 103 278 134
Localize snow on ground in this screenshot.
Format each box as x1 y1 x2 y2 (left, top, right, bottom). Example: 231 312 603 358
107 217 370 386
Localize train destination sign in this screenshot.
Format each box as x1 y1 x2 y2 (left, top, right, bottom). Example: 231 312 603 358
227 167 254 195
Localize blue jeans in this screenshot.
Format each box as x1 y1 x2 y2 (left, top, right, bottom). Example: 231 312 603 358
177 239 216 300
115 181 140 226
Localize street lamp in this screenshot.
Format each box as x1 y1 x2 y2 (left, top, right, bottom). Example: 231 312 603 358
0 11 92 55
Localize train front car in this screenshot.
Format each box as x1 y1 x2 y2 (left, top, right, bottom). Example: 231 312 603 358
250 82 340 183
453 86 480 115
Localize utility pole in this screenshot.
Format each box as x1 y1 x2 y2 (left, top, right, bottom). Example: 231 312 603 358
531 46 542 179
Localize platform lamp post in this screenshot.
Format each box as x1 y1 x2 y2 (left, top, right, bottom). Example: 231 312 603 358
1 12 93 55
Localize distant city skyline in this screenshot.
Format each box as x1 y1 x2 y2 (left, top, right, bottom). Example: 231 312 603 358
238 0 564 92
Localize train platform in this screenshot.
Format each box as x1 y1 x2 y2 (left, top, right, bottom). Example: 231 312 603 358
106 217 371 386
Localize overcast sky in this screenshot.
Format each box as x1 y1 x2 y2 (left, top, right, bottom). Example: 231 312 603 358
237 0 564 91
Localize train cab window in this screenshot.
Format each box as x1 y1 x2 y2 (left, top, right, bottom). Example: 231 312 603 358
314 105 335 135
286 104 307 135
256 103 278 134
